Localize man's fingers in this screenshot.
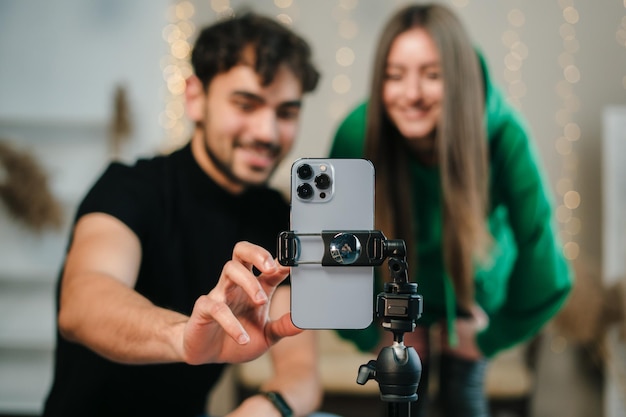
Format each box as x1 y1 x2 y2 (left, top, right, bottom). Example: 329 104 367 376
219 259 268 304
265 313 302 345
259 262 291 287
221 242 289 304
232 241 277 275
194 296 250 345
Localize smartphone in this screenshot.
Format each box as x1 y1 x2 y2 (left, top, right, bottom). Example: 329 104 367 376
287 158 375 329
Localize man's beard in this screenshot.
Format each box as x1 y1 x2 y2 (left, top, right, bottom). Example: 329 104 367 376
202 130 282 189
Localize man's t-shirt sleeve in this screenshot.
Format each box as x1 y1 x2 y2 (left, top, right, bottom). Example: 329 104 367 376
76 162 157 241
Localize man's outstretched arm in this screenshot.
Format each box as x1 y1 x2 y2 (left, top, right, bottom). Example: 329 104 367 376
58 212 301 365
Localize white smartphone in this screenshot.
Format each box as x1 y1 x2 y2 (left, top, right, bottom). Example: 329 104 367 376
286 158 375 329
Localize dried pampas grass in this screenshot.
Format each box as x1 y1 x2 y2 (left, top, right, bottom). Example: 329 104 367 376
553 257 626 362
553 259 604 344
0 139 63 231
109 85 132 158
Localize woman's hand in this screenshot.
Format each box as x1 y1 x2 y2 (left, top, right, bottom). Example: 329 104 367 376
440 304 488 361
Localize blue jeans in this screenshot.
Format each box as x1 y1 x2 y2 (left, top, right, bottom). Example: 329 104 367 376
438 354 490 417
412 353 490 417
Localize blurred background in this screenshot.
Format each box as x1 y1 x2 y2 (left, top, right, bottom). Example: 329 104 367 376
0 0 624 416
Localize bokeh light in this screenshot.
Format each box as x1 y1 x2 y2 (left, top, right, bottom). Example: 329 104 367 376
332 74 351 94
336 47 355 67
274 0 293 9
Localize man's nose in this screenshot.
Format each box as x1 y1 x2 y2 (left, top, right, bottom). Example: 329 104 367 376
251 109 279 143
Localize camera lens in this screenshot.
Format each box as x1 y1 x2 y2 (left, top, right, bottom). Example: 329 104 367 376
296 183 314 199
297 164 313 179
314 173 331 190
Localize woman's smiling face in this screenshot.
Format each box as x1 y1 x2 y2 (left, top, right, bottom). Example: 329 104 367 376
382 28 444 154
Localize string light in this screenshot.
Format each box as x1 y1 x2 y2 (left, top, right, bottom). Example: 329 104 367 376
617 7 626 89
328 0 359 122
160 1 196 152
274 0 297 24
501 7 528 110
450 0 470 8
496 2 581 263
610 5 626 414
274 0 297 26
211 0 233 16
554 0 581 262
274 0 293 8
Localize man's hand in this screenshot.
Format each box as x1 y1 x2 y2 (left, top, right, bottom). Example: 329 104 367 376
181 241 301 365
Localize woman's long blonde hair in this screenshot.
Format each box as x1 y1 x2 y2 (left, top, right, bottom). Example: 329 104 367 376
364 4 490 309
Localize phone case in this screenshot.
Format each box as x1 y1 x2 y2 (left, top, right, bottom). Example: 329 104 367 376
288 158 375 329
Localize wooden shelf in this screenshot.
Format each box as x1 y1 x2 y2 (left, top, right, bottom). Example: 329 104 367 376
0 118 108 141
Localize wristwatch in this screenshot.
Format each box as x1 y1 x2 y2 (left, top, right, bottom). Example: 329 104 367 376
260 391 293 417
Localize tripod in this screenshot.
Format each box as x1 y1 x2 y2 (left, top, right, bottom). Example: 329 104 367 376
356 240 423 417
278 231 423 416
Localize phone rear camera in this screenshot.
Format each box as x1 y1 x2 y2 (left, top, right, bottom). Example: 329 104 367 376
297 183 314 199
297 164 313 180
314 173 331 190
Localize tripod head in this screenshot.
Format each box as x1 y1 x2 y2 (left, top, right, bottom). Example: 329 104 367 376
376 240 422 343
356 239 423 416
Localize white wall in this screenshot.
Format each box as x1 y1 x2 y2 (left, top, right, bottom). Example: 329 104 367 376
0 1 169 413
0 1 166 137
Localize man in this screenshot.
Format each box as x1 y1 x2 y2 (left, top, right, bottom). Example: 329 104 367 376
43 12 324 417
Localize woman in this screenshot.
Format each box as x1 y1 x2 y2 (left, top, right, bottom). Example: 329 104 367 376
330 4 572 416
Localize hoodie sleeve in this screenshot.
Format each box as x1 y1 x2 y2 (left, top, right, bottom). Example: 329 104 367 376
476 62 573 357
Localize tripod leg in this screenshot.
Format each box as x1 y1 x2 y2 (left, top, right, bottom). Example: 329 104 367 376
387 401 411 417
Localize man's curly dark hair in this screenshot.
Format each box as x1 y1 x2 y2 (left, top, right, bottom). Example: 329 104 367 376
191 11 320 93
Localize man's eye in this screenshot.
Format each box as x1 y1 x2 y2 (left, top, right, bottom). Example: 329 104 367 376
234 100 255 111
278 108 300 120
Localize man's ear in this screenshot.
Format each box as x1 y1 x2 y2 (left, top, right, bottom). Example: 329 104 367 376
185 75 205 122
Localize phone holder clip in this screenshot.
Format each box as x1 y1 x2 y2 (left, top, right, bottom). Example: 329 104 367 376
278 230 405 267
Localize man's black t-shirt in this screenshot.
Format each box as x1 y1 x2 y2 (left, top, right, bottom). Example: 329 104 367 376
43 143 289 417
